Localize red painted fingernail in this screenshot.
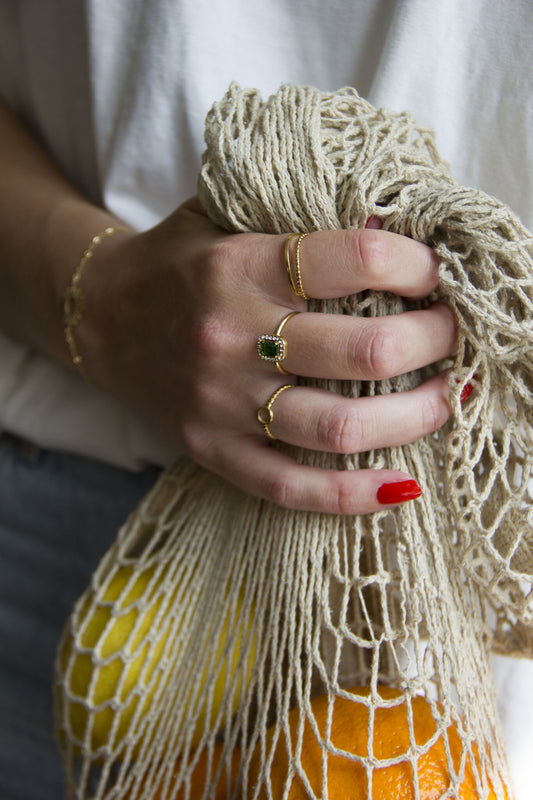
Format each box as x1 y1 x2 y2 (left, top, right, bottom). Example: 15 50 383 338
460 382 474 404
377 479 422 505
364 215 382 229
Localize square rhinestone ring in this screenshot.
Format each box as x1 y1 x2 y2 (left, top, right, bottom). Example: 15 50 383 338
257 334 287 363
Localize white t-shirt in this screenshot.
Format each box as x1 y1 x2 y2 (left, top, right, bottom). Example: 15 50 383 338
0 3 532 795
0 0 531 470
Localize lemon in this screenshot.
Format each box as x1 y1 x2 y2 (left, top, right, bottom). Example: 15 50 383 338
57 563 255 755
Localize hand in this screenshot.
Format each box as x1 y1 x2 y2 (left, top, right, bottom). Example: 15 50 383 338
84 198 457 514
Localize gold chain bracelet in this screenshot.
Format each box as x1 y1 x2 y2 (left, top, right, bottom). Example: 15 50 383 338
62 226 128 379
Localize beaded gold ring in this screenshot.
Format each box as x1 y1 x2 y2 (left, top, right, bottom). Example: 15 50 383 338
284 232 310 300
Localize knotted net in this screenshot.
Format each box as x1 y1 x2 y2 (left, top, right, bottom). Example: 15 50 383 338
55 84 533 799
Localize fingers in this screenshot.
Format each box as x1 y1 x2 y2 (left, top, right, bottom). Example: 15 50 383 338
260 302 457 380
163 204 454 514
189 370 459 514
185 204 441 304
255 228 441 303
257 372 452 453
301 229 441 299
218 371 454 513
205 435 421 514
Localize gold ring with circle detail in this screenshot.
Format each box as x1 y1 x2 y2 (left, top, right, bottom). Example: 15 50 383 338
256 383 294 440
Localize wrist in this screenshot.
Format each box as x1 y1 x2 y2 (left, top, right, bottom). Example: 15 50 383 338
63 223 140 388
62 226 132 380
35 200 119 361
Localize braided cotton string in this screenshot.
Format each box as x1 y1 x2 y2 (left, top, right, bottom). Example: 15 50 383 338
55 84 532 799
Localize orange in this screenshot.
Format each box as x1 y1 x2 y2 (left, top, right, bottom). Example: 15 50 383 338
248 687 508 800
127 740 241 799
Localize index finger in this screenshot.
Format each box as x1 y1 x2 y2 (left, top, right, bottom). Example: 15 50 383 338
279 229 440 301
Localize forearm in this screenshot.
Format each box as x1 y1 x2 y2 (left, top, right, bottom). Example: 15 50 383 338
0 96 122 366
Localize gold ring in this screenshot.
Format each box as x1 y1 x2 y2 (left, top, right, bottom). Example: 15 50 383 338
284 233 310 300
256 384 294 440
257 311 300 375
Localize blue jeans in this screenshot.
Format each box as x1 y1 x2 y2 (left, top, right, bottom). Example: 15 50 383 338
0 433 161 799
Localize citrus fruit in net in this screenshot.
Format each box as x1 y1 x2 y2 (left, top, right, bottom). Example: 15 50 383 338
57 563 255 756
249 686 508 799
128 740 241 799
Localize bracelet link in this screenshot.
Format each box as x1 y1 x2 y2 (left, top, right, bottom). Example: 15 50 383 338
62 226 128 379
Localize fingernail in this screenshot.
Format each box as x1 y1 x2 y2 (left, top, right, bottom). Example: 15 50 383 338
454 375 477 404
377 479 422 505
460 382 473 404
364 215 383 229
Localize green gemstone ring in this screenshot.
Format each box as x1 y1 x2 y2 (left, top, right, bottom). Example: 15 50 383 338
257 334 287 363
256 311 300 375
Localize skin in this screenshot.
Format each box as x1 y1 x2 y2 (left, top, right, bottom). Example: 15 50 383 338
0 97 457 514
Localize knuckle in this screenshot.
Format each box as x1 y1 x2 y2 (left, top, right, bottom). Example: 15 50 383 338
190 314 230 362
334 478 359 515
179 419 209 459
419 393 450 435
187 375 212 413
263 471 291 508
319 473 359 515
356 324 403 379
356 229 392 282
202 237 236 283
197 237 246 304
317 403 365 453
203 234 260 292
189 237 249 362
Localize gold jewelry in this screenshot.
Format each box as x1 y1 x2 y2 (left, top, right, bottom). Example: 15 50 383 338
256 383 294 440
293 233 310 299
257 310 300 375
284 233 310 300
284 234 300 296
63 226 128 379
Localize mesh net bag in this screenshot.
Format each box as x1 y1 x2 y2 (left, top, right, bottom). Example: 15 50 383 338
54 84 533 799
